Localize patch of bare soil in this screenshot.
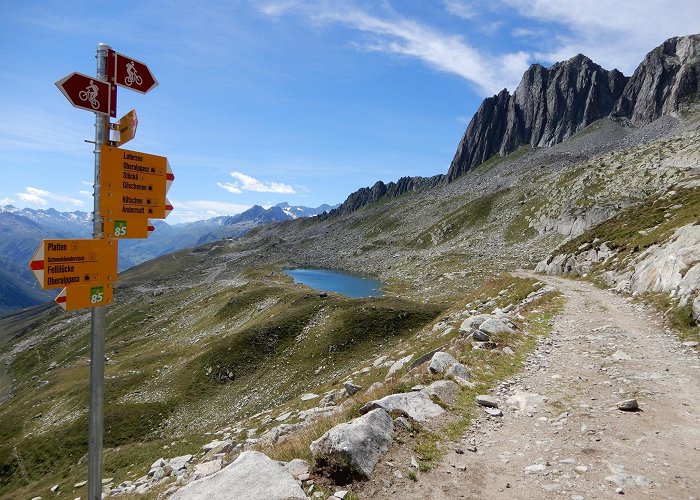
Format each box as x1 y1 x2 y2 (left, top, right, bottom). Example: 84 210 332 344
355 275 700 499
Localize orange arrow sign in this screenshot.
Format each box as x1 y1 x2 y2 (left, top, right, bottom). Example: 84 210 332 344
55 284 114 311
29 239 118 290
116 109 138 146
101 192 173 219
100 145 174 197
104 216 155 239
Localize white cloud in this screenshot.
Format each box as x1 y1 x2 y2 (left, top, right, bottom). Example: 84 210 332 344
0 197 15 205
217 182 243 194
16 187 84 207
218 171 296 194
258 2 531 94
501 0 700 73
443 0 477 20
169 200 252 223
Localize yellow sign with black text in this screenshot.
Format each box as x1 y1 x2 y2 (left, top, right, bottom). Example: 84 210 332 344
29 239 118 290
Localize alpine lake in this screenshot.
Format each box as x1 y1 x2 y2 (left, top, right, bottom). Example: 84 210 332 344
284 268 384 298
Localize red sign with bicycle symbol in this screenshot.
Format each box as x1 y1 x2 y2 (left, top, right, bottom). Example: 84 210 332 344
112 52 158 94
55 72 111 116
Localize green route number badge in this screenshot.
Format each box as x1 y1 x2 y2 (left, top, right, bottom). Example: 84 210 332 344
114 220 127 237
90 286 105 304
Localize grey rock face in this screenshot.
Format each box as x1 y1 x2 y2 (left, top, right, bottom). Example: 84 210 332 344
310 408 394 478
448 34 700 182
448 54 628 181
170 451 305 500
613 34 700 124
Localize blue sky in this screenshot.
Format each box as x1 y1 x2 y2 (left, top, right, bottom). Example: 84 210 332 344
1 1 698 223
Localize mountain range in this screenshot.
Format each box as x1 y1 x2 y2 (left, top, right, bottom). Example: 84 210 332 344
0 34 698 499
0 202 336 315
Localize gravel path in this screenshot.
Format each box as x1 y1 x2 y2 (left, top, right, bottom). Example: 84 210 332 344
361 274 700 499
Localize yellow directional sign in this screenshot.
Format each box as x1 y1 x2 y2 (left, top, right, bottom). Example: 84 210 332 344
116 109 137 146
101 191 173 219
100 145 173 198
55 283 114 311
29 239 118 290
104 215 155 239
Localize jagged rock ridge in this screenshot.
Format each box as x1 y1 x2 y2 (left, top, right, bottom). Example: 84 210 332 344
448 34 700 181
448 55 627 181
325 174 444 218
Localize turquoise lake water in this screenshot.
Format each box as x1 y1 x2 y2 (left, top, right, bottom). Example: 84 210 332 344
284 268 384 298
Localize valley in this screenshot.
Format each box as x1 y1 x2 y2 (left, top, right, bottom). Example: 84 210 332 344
0 34 699 499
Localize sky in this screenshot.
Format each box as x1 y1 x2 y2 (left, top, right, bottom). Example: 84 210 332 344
1 1 698 223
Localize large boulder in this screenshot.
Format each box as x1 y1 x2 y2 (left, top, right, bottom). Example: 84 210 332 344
460 314 491 332
428 351 458 374
361 392 445 422
628 224 700 305
422 380 460 405
169 451 305 500
310 408 393 478
478 317 517 335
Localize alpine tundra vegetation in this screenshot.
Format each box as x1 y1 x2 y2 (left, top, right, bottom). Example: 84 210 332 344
1 34 700 499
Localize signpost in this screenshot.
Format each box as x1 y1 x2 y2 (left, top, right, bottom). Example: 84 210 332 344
112 52 158 94
44 43 169 500
55 72 112 116
55 284 114 311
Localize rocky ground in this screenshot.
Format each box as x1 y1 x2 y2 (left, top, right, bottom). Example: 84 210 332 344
356 274 700 499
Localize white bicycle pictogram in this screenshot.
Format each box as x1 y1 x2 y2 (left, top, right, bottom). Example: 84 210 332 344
78 80 100 109
125 61 142 86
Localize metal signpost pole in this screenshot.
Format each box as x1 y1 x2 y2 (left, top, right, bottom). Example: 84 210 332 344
88 42 111 500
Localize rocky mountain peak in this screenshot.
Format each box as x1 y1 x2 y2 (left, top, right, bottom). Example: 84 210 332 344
612 34 700 124
448 51 629 181
448 34 700 181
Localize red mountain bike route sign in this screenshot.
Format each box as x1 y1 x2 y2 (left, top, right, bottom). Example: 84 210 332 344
112 52 158 94
55 72 111 116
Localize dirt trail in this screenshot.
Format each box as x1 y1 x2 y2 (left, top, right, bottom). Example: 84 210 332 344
360 274 700 499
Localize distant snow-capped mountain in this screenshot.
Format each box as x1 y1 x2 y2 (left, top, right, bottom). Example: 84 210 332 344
0 201 337 314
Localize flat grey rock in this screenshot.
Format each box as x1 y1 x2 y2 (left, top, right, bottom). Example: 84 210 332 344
421 380 459 405
170 451 305 500
476 395 498 408
361 392 445 422
617 399 639 411
479 317 517 335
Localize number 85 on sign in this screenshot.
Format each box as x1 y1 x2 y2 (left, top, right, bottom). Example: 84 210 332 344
55 284 114 311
